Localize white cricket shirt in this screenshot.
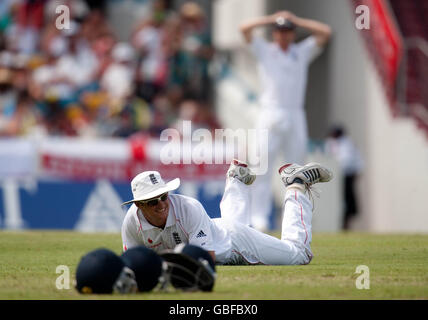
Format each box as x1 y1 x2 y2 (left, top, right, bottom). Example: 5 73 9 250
121 194 231 262
250 35 322 115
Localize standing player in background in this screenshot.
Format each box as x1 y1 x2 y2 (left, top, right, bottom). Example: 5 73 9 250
239 11 332 231
325 125 364 230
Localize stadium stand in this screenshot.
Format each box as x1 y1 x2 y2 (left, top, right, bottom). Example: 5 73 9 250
351 0 427 137
387 0 428 135
0 0 220 138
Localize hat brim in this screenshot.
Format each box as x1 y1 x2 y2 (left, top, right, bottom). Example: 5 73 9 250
121 178 180 206
273 25 296 31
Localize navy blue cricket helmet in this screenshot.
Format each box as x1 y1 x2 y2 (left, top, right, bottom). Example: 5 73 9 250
75 248 137 294
120 246 164 292
160 244 216 292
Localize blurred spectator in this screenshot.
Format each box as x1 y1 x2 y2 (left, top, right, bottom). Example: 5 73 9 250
325 125 364 230
10 53 30 92
0 65 16 133
83 0 108 15
132 0 171 103
0 90 44 136
29 34 65 102
91 32 115 80
0 0 16 33
55 21 98 95
0 0 220 138
173 98 199 133
148 92 177 136
112 97 152 138
172 98 220 137
101 42 136 105
4 0 45 55
169 1 214 101
80 8 114 43
31 21 97 108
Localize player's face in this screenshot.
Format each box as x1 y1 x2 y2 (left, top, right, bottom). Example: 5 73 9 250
273 29 295 50
136 193 170 227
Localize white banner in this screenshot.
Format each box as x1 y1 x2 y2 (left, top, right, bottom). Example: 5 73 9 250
0 138 37 180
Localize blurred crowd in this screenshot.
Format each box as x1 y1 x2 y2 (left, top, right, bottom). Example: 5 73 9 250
0 0 220 138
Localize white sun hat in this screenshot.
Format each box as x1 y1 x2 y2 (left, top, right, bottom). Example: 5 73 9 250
122 171 180 205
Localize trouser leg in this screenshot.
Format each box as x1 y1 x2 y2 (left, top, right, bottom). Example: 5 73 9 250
250 127 280 230
250 167 274 230
223 187 314 265
280 187 313 252
220 177 252 226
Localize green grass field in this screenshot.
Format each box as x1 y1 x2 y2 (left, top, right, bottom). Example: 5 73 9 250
0 231 427 300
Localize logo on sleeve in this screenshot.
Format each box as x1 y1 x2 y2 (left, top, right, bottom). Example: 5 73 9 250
196 230 206 238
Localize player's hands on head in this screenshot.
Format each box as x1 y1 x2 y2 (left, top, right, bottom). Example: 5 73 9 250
273 11 297 22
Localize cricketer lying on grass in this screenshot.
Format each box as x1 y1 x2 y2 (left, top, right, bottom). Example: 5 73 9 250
121 159 333 265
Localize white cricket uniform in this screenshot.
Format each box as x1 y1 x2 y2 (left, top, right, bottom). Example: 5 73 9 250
249 35 323 231
122 178 314 265
121 194 231 263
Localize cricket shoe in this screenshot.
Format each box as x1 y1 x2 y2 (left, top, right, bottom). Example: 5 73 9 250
227 159 256 185
278 162 333 188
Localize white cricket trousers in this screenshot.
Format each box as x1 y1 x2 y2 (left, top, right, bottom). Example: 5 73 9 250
217 178 313 265
250 109 308 231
